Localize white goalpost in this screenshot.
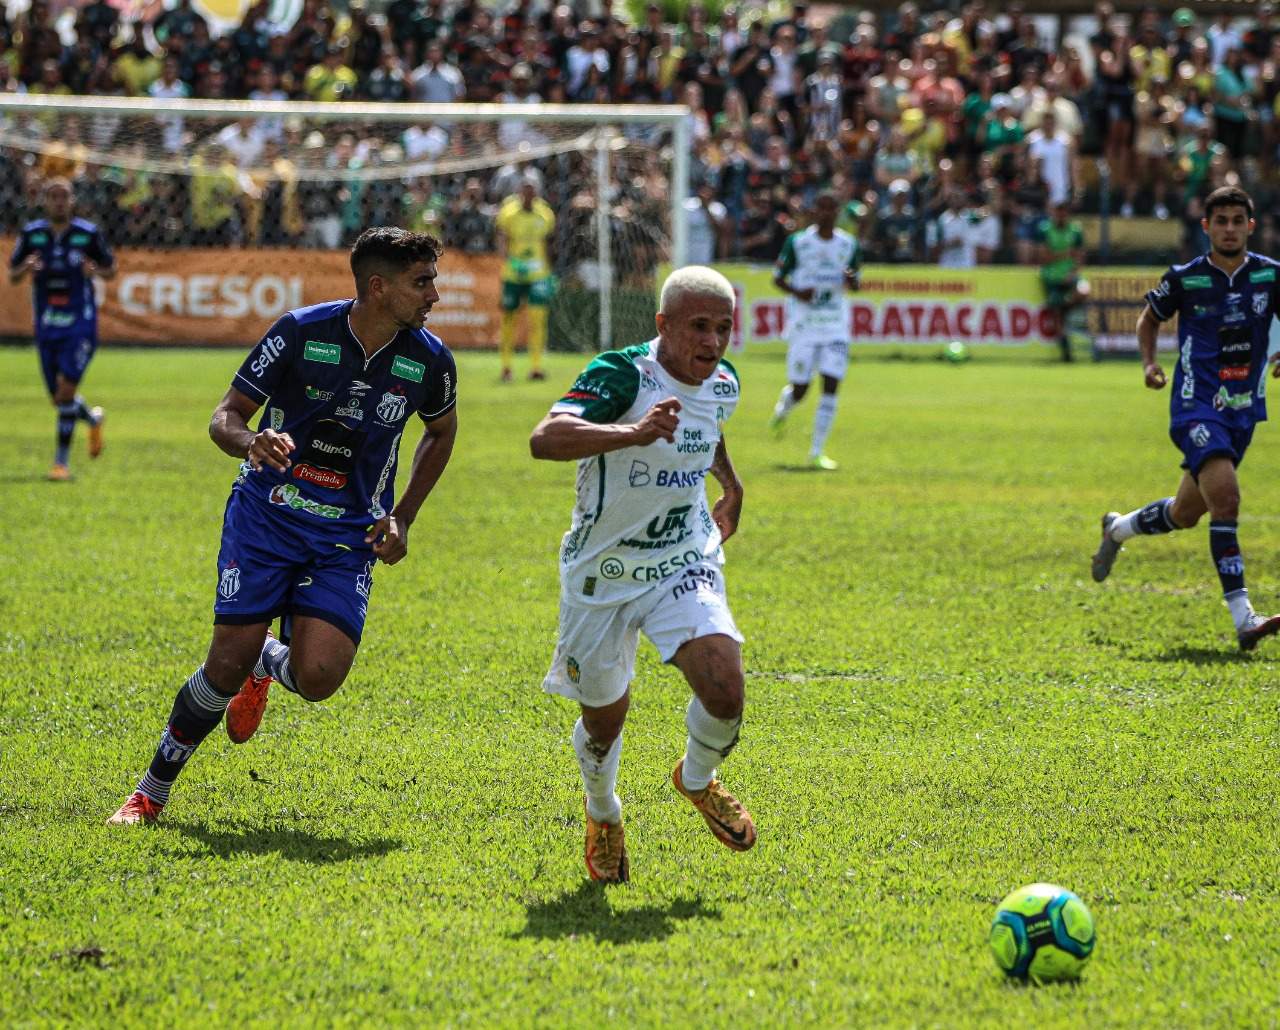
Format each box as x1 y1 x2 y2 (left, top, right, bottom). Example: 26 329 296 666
0 94 690 352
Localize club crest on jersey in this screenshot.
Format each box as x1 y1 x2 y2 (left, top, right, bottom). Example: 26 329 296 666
1253 293 1268 316
377 391 408 423
1190 423 1211 448
219 563 241 599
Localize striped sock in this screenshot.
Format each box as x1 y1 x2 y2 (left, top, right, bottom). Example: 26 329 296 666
135 666 235 806
257 636 296 693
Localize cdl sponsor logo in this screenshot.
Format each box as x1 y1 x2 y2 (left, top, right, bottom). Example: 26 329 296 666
750 301 1058 342
117 274 305 319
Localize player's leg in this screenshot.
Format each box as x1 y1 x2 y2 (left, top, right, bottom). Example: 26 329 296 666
644 564 755 851
65 335 105 456
228 542 374 740
1092 447 1208 583
108 623 268 824
498 283 522 382
1196 450 1280 648
808 341 849 469
771 343 814 436
526 279 551 381
542 598 638 882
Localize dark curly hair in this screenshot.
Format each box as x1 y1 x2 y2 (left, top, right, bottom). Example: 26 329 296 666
350 227 444 297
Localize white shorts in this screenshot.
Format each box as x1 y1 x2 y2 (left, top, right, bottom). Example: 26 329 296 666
542 561 744 708
787 337 849 383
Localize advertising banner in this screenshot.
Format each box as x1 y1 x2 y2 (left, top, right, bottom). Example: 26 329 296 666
0 241 503 349
712 262 1179 352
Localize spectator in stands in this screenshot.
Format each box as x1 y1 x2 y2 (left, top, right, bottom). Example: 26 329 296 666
1132 79 1175 218
565 24 610 100
738 187 788 261
1027 109 1074 207
154 0 209 49
730 19 772 111
874 128 921 192
113 34 161 98
411 40 464 103
189 142 254 247
874 179 920 263
803 49 843 144
444 176 496 255
149 57 189 154
304 44 357 102
1178 120 1228 204
684 177 729 263
1169 8 1199 67
363 45 408 102
1208 11 1243 69
1213 48 1253 158
769 24 802 115
928 190 998 267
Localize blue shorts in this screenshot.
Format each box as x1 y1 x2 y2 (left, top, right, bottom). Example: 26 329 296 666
37 333 97 393
1171 419 1256 477
212 488 375 645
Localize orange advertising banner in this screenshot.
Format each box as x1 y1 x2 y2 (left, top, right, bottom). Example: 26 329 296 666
0 241 503 349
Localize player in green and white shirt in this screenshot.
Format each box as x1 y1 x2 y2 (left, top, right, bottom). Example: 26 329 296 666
530 266 756 884
769 192 862 470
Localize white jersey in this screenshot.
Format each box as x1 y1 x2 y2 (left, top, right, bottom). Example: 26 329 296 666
776 226 861 344
547 339 741 606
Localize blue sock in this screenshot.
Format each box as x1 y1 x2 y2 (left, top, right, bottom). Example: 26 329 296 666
136 666 235 806
1136 498 1177 534
55 403 76 465
1209 520 1246 596
73 395 98 423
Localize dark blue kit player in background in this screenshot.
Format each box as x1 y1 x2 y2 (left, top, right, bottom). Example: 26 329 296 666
108 227 459 825
1092 186 1280 652
9 177 114 480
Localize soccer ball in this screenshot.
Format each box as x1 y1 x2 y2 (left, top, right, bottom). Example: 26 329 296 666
989 883 1095 982
943 341 970 363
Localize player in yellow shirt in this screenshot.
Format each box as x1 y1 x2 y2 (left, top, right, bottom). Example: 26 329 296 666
495 175 556 381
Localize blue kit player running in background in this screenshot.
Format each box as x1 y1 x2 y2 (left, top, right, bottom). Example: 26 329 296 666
9 177 114 481
109 227 458 825
1091 186 1280 651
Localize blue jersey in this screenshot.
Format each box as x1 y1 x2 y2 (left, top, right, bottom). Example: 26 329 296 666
1145 252 1280 429
9 218 113 339
231 300 457 531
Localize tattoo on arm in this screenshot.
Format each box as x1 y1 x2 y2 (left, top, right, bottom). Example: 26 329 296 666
710 437 740 491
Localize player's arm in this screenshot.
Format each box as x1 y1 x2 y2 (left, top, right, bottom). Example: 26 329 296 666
772 235 813 301
209 386 296 469
1136 305 1166 389
708 434 743 543
845 243 862 291
84 230 117 280
530 400 682 461
9 237 40 284
368 407 459 566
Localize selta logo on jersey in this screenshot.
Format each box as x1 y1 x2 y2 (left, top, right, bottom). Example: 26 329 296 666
251 335 288 376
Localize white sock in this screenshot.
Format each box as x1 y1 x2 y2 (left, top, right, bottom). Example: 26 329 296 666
573 718 622 824
1225 588 1255 630
810 394 838 458
682 697 742 792
1110 509 1142 543
773 384 796 420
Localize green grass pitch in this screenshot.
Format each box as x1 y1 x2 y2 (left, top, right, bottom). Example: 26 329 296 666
1 343 1278 1026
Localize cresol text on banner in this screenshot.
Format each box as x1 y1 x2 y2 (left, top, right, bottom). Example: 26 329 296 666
0 240 503 349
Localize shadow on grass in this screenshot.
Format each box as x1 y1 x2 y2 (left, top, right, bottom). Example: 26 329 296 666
514 881 720 945
166 822 402 864
772 463 828 474
1131 645 1252 665
0 473 54 485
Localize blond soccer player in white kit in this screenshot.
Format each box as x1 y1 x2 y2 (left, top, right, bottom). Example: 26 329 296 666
769 192 862 470
529 266 755 884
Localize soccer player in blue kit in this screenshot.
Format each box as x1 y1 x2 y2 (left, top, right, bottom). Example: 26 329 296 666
9 178 114 481
108 227 458 824
1091 187 1280 651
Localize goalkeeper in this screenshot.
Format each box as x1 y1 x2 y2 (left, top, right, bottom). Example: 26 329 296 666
496 173 556 382
1036 200 1089 362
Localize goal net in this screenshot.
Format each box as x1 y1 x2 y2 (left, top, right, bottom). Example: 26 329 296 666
0 94 690 351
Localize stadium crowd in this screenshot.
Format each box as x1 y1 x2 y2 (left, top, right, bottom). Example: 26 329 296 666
1 0 1279 264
